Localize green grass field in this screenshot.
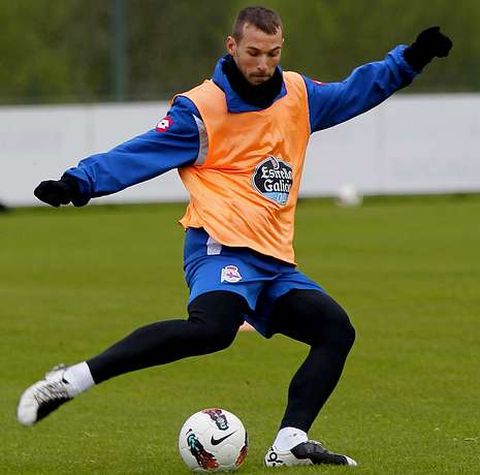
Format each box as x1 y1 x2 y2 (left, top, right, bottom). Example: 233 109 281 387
1 196 479 474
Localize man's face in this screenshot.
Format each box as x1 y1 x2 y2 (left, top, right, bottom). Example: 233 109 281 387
226 23 284 85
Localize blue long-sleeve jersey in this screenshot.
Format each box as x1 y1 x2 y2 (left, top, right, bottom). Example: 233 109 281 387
65 45 417 198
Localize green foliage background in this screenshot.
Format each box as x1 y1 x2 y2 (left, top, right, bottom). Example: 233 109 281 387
1 0 478 104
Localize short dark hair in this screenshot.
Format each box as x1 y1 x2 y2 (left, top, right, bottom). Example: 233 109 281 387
232 6 283 41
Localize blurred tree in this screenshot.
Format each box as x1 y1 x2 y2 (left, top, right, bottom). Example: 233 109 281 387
0 0 478 104
127 0 228 99
0 1 74 102
63 1 112 100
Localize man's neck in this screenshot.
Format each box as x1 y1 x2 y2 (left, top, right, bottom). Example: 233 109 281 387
222 55 283 108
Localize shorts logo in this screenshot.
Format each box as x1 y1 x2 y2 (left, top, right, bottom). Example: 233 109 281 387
155 116 173 132
252 155 293 206
221 265 242 283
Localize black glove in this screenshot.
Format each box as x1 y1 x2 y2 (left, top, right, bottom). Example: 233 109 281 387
404 26 452 72
34 175 89 207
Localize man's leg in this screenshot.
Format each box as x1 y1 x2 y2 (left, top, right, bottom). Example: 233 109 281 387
88 291 247 383
273 289 355 431
264 289 357 467
17 291 248 426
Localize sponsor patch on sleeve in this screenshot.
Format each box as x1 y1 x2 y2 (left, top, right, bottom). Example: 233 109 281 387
155 116 173 132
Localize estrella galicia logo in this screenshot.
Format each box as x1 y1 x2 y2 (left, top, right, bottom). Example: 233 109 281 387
252 156 293 206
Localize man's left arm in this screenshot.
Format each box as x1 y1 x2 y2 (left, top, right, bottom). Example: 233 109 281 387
306 27 452 132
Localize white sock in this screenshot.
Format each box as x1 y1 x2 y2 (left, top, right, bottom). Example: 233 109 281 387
273 427 308 451
63 362 95 397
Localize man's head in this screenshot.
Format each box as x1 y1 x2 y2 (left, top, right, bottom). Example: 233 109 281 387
226 6 284 85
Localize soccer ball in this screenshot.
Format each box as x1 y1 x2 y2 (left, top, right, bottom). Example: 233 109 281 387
178 408 248 472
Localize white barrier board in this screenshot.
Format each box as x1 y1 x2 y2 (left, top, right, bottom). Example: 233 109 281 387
1 94 479 207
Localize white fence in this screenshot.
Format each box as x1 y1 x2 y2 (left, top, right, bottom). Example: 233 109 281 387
1 94 479 207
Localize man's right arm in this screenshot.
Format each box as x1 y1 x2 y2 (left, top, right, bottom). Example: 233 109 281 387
34 96 206 207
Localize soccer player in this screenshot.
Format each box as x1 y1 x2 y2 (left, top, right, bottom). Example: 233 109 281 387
17 6 452 468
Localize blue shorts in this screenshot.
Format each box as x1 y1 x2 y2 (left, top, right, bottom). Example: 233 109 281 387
183 228 325 337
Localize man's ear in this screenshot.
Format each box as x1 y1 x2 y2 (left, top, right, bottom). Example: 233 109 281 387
226 36 236 56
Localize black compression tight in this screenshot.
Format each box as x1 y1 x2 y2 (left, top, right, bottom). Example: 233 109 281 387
87 288 355 434
268 289 356 432
87 291 247 383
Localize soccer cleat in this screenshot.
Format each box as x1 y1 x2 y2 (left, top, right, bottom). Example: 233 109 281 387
264 440 357 467
17 364 74 426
